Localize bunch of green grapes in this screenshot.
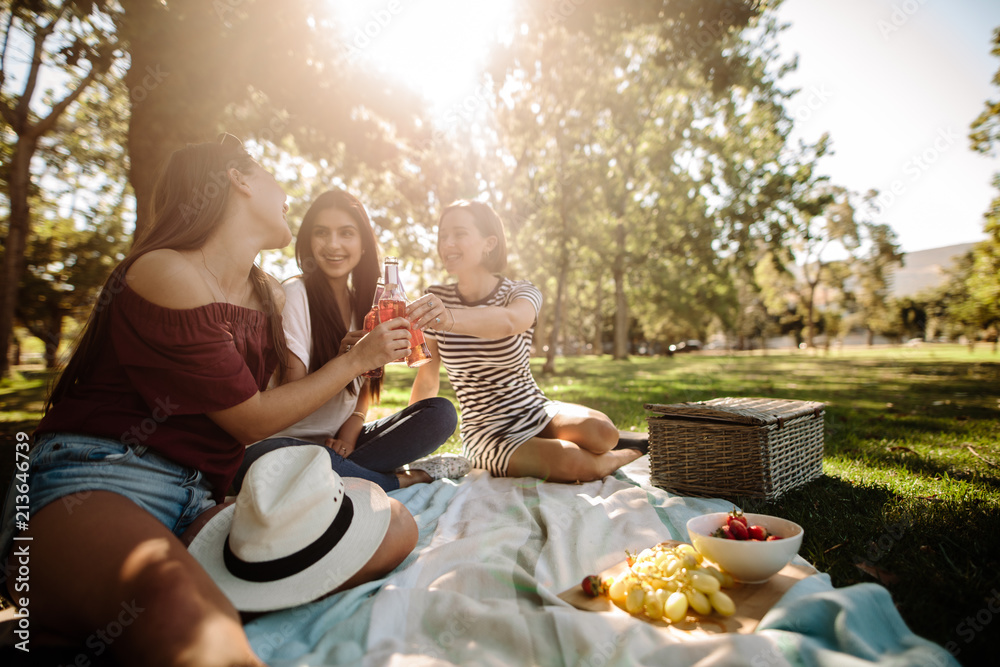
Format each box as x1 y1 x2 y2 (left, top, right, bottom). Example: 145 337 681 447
583 544 736 622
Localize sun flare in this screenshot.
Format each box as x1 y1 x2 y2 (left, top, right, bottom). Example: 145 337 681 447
332 0 516 119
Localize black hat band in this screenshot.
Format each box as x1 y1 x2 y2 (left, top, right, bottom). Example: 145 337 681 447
222 495 355 582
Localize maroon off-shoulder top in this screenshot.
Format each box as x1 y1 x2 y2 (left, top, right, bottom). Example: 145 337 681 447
36 283 278 501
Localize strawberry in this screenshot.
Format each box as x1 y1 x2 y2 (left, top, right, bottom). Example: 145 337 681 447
713 524 736 539
766 535 783 541
729 520 749 540
747 525 768 541
727 508 748 528
582 575 607 597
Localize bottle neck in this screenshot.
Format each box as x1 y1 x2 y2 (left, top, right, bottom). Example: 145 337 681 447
383 263 401 287
381 261 407 302
370 283 384 307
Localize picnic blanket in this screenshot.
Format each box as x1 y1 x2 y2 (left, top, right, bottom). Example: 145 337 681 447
243 458 958 666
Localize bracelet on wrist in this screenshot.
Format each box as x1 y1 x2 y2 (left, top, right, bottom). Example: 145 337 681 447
351 411 366 421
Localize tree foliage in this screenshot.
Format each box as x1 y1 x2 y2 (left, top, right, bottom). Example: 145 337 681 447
7 1 995 367
118 0 432 236
965 26 1000 350
485 1 770 366
1 0 123 375
14 75 132 367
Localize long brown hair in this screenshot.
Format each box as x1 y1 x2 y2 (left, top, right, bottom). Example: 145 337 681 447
295 189 382 400
46 136 289 411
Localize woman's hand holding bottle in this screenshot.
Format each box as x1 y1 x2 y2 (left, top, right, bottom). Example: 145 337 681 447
406 293 450 331
348 318 413 371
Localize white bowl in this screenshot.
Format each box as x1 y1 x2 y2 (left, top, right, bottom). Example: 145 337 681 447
686 512 804 584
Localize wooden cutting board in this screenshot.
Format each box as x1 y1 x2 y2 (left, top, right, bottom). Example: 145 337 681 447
557 540 816 636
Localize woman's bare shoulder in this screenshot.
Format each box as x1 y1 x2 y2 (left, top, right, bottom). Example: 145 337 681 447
126 249 214 309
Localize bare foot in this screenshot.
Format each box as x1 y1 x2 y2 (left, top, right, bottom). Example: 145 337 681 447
396 470 433 488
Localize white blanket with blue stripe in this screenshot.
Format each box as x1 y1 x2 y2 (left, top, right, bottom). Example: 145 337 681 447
244 459 957 666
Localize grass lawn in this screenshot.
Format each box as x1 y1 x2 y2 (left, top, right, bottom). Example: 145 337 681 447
2 344 998 665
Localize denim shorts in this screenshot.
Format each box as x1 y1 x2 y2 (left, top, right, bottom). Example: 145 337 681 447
0 433 216 566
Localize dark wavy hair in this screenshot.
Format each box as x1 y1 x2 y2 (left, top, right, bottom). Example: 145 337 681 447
438 200 508 273
47 135 288 412
295 189 382 400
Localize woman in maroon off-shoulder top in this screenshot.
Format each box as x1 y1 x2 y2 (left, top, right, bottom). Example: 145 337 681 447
0 136 418 666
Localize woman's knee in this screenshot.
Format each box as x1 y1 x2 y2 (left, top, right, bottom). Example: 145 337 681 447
115 553 249 663
420 396 458 436
589 416 620 448
386 498 418 558
126 547 232 616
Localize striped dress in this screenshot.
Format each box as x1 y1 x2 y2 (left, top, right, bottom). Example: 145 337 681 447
425 278 560 475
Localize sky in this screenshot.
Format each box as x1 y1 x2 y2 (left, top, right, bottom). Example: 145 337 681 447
772 0 1000 253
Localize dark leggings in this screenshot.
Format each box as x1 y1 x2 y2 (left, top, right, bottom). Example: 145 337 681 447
233 397 457 493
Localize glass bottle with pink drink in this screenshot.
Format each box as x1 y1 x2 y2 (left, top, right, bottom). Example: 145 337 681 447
378 257 432 367
361 279 384 378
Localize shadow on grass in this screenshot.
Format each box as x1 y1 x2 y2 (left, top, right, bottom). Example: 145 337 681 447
733 475 1000 667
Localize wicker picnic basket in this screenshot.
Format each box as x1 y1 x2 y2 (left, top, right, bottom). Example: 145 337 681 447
644 397 825 500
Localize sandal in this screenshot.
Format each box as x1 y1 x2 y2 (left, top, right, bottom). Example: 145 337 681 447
407 454 472 481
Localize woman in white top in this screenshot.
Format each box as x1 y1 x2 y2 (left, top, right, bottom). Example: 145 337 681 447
408 200 646 483
237 190 467 490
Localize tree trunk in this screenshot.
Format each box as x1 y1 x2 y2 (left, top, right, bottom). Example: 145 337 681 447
542 245 569 374
0 137 37 377
44 308 62 369
612 219 629 360
592 276 603 355
24 311 62 369
805 281 817 348
120 0 236 236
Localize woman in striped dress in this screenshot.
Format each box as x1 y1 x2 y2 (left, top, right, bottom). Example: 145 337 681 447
408 200 645 482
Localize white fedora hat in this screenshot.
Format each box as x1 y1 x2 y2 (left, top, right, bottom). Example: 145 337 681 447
188 445 391 612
